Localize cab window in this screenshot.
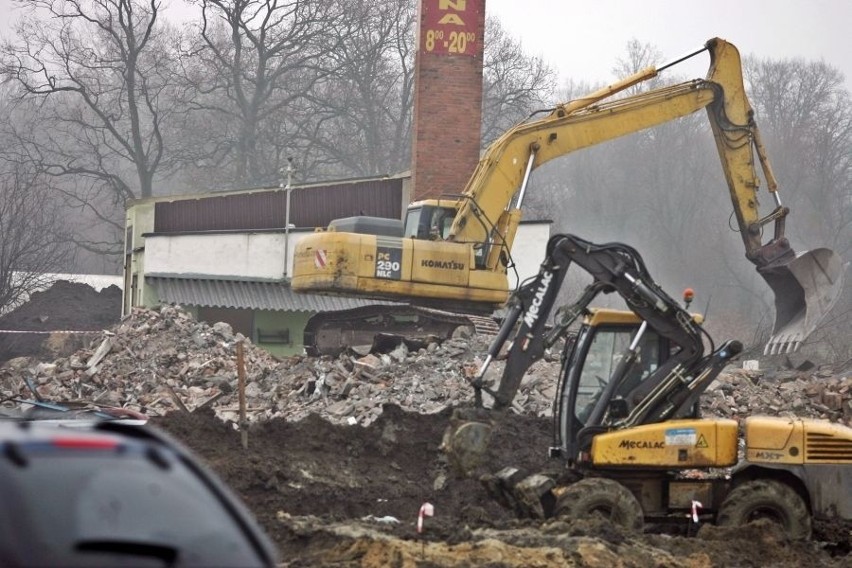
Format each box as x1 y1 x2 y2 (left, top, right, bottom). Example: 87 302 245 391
575 327 661 424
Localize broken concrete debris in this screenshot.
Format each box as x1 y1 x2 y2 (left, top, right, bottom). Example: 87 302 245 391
0 305 849 428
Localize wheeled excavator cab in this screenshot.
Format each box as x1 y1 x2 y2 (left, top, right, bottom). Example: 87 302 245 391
443 234 746 475
445 309 681 475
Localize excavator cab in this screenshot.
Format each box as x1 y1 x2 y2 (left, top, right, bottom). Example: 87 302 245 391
552 310 681 462
403 200 458 241
403 199 496 267
562 313 665 423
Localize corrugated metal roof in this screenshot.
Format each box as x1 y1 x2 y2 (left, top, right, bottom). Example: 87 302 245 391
153 178 404 233
147 277 398 313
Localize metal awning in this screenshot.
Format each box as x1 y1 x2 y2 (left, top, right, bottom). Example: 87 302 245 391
146 276 398 313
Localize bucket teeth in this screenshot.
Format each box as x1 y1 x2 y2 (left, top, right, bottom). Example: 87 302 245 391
764 333 802 355
759 247 844 356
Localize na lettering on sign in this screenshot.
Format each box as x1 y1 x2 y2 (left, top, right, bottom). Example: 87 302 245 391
420 0 482 57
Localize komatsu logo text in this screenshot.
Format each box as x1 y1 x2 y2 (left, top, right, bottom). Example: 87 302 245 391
421 259 465 270
522 271 553 328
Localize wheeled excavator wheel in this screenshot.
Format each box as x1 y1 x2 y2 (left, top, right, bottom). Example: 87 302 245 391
716 479 812 540
553 477 644 531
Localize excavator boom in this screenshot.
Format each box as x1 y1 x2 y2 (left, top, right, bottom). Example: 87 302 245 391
293 38 842 354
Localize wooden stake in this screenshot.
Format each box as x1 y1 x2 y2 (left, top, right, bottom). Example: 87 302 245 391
165 385 189 413
237 341 248 449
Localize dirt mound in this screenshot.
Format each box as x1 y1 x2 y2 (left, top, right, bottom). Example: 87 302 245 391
154 404 551 526
0 280 121 362
153 408 848 567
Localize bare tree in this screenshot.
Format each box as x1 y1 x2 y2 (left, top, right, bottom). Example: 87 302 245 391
286 0 416 179
0 0 189 264
183 0 352 186
1 0 180 200
480 17 556 146
744 57 852 258
217 5 556 182
611 38 663 86
0 164 75 313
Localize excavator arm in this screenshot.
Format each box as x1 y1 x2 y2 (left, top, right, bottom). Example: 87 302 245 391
451 39 773 262
471 234 738 412
446 233 742 474
449 38 841 353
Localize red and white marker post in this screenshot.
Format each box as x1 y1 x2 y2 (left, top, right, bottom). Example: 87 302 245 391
417 502 434 534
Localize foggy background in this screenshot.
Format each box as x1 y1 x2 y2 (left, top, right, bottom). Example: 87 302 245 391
0 0 849 359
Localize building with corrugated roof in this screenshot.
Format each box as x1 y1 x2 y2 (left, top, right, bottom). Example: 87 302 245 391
124 173 549 356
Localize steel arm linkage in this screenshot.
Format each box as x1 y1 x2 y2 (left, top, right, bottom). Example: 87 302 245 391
475 234 741 428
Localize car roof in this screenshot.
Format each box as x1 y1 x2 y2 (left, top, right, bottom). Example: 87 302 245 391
0 417 279 566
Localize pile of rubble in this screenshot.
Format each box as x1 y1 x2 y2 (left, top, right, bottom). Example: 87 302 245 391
705 368 851 426
0 305 849 428
0 305 554 425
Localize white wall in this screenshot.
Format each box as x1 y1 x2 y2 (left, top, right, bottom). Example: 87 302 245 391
509 223 550 289
142 224 548 286
144 230 310 279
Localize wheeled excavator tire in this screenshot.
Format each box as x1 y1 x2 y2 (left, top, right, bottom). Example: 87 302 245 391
303 305 499 357
553 477 644 531
716 479 812 540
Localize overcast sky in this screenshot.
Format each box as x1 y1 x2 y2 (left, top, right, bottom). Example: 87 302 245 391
1 0 850 90
486 0 852 90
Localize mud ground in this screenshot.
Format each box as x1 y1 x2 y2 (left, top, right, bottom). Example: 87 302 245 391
154 407 850 567
3 283 848 566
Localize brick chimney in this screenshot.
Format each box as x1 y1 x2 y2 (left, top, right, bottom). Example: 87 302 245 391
411 0 485 202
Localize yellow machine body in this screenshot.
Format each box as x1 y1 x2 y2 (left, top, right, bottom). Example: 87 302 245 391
591 418 739 468
744 416 852 465
292 227 507 310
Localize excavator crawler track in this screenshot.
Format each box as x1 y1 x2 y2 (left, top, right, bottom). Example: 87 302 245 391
303 305 499 357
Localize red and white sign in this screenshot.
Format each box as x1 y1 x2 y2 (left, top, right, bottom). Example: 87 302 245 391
314 249 327 269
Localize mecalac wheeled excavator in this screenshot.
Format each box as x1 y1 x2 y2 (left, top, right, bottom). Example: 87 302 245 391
443 233 851 539
292 38 843 356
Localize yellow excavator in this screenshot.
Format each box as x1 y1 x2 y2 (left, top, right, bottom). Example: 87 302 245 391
443 233 852 538
292 38 842 355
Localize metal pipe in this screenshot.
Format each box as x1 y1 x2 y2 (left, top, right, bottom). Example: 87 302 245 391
515 147 538 210
283 158 294 278
657 45 708 74
628 321 649 351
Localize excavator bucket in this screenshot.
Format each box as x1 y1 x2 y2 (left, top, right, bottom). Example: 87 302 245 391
761 247 844 355
441 408 495 477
